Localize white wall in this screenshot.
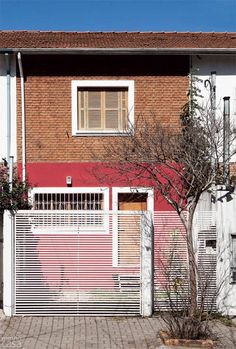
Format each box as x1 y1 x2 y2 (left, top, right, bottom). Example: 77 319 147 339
216 188 236 316
0 54 17 161
195 189 236 316
192 56 236 314
192 55 236 162
192 55 236 115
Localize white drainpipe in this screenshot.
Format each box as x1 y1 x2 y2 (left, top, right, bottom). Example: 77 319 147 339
5 53 11 165
17 52 26 182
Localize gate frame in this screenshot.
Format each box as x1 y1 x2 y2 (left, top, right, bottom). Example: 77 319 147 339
141 211 153 316
3 210 15 316
4 209 153 317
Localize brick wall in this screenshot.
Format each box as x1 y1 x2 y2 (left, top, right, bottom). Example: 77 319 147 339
17 55 189 162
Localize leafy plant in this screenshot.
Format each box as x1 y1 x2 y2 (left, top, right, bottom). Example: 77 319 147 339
0 164 31 213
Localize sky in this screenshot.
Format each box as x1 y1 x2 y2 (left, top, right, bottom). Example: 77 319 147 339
0 0 235 32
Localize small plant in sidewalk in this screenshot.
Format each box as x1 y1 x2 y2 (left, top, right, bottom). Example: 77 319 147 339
0 164 31 213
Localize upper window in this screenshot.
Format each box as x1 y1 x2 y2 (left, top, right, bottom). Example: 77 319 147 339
72 80 134 135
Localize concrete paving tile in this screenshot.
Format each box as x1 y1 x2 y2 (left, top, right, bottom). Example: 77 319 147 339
22 337 38 349
0 315 236 349
49 330 63 348
27 317 44 338
60 328 75 349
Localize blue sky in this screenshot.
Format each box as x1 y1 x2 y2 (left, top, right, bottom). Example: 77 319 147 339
0 0 235 32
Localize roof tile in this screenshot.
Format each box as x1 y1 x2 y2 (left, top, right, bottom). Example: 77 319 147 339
0 31 235 49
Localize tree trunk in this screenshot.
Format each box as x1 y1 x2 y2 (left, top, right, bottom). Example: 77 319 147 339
187 207 198 317
180 202 198 317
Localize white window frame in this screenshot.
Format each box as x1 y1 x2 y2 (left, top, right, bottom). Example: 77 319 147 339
30 187 109 234
71 80 134 136
112 187 154 267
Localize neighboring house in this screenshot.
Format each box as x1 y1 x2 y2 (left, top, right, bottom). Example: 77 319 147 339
0 31 236 316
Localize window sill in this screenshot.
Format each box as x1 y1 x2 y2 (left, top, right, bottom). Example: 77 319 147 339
31 226 108 235
73 131 129 137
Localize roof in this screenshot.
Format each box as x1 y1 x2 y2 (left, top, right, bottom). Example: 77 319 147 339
0 31 236 52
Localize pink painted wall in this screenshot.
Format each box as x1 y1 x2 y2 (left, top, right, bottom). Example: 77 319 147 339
17 162 185 297
34 233 140 292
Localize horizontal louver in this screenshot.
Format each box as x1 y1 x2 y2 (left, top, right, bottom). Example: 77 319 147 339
15 211 141 316
195 211 217 311
153 212 189 311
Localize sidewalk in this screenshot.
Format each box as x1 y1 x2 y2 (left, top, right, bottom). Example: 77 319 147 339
0 314 235 349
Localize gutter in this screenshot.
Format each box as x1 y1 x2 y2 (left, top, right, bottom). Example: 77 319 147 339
1 48 236 55
17 52 26 182
4 53 11 164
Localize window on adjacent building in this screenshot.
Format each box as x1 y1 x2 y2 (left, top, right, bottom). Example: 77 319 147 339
72 80 134 135
205 239 216 254
231 235 236 283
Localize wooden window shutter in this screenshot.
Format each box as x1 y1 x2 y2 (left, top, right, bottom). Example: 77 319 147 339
87 91 102 129
77 87 128 131
105 90 119 129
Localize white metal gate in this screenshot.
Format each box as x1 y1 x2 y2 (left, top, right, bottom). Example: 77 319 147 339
14 211 143 316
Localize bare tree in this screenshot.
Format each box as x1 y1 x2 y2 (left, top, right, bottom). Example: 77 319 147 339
99 74 236 319
156 227 225 340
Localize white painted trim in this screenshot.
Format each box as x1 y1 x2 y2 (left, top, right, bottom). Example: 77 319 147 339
112 187 154 212
30 187 109 234
3 211 14 316
31 187 109 210
31 226 107 235
112 187 154 267
71 80 135 136
141 211 153 316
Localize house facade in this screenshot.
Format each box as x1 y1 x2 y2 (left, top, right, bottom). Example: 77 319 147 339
0 31 236 316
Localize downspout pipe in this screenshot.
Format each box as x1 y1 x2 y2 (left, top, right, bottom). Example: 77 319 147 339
223 97 230 186
5 53 11 165
17 52 26 182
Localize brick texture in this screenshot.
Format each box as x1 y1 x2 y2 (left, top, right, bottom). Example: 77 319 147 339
17 54 189 162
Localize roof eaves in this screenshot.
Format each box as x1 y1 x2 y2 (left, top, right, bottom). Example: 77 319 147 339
1 47 236 54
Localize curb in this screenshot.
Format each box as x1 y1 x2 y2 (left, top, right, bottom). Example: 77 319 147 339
159 330 214 348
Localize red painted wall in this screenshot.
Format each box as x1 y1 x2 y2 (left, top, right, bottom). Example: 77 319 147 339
19 162 173 211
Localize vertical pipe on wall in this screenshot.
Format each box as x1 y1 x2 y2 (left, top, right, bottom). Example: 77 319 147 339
204 71 217 199
210 72 217 196
9 156 14 192
5 53 11 165
17 52 26 182
223 97 230 185
210 71 216 115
